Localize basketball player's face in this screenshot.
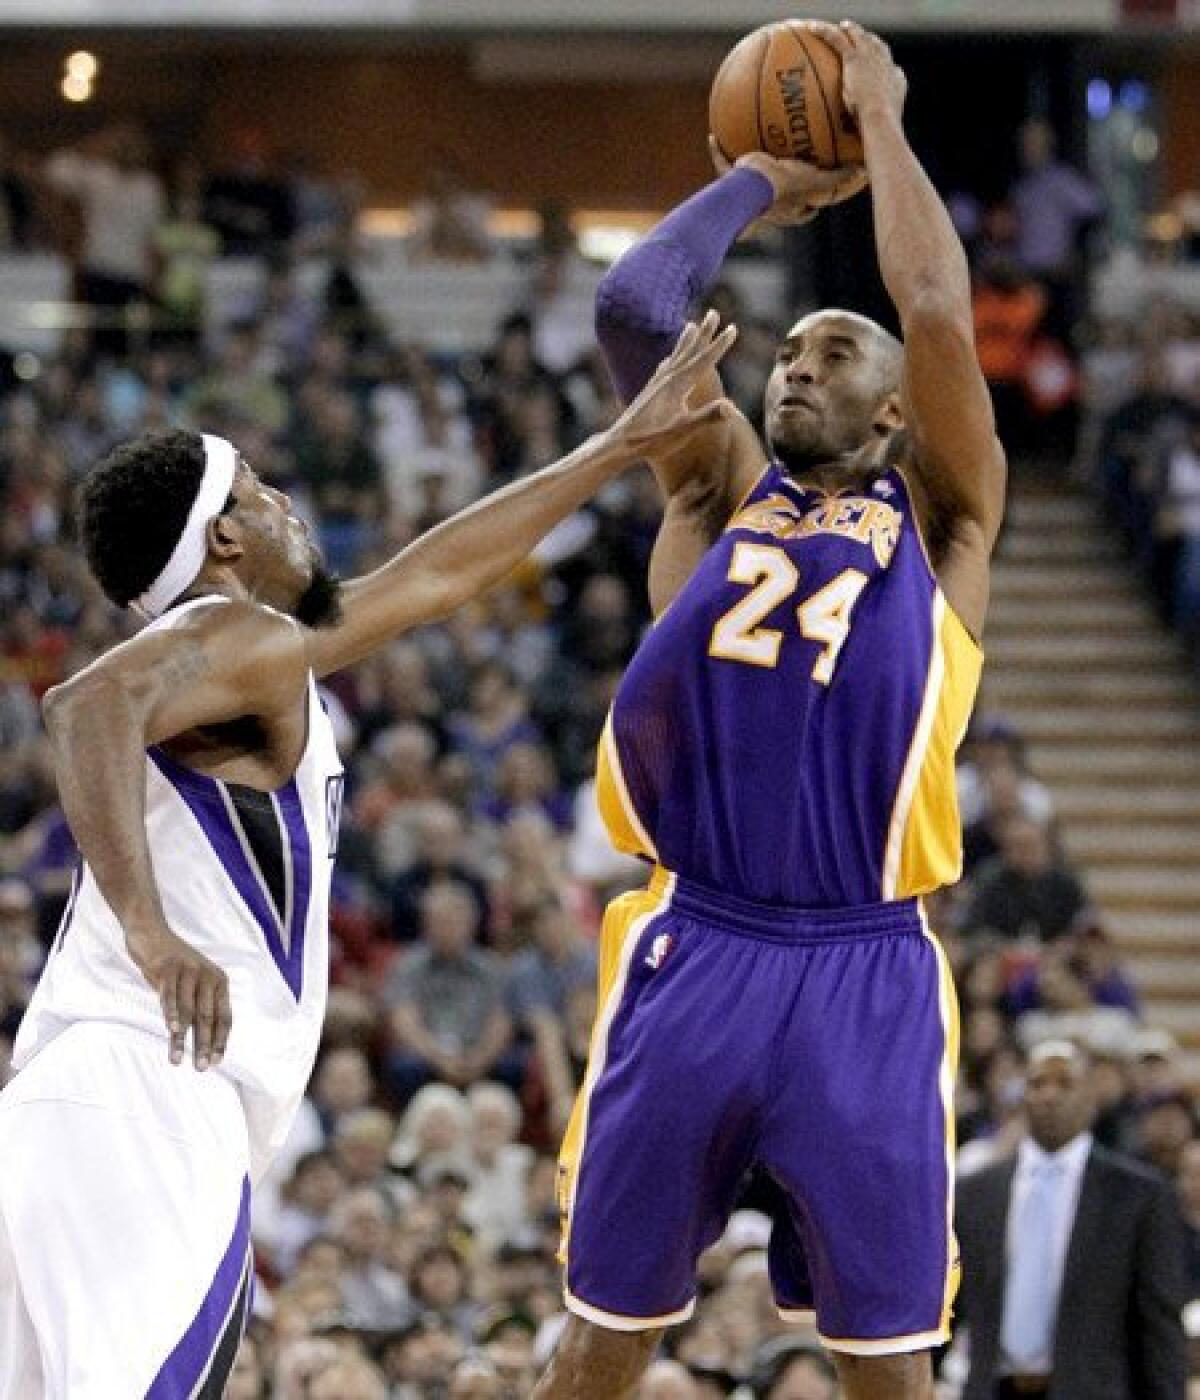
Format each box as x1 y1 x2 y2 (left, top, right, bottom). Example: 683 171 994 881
227 462 341 624
764 315 896 470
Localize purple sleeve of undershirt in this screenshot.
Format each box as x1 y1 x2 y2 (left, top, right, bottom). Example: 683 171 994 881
595 168 774 404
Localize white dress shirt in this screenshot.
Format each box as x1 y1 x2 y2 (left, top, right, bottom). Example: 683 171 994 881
1002 1131 1094 1374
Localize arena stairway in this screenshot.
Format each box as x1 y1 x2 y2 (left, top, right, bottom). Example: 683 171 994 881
978 478 1200 1081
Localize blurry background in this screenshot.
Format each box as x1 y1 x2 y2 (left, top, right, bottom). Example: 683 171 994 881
0 1 1198 1396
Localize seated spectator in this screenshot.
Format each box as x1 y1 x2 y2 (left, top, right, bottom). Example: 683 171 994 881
333 1108 402 1194
508 895 596 1135
253 1148 346 1280
153 160 220 342
407 157 493 265
180 320 288 435
0 880 41 1041
310 1043 373 1136
351 722 443 879
463 1081 534 1251
332 1185 412 1330
390 801 490 944
447 662 542 792
1011 943 1139 1054
964 815 1088 943
390 1082 472 1181
409 1241 482 1340
477 741 572 834
971 253 1047 451
292 385 385 574
1177 1139 1200 1299
383 880 516 1106
957 714 1053 831
1135 1090 1197 1178
202 129 295 257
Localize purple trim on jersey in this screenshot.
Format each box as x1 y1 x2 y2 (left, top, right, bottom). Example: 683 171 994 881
274 778 312 997
148 749 305 1000
50 864 82 955
146 1176 252 1400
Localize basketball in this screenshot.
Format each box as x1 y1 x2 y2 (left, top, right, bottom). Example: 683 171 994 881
709 21 864 170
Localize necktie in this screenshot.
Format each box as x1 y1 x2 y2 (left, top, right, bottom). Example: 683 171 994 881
1001 1159 1066 1372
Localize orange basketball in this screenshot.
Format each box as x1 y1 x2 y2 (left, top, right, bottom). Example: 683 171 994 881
709 21 864 171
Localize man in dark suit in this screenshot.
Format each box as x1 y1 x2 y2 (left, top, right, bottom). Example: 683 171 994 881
954 1039 1188 1399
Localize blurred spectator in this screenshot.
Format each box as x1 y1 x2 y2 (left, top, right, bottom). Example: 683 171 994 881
955 1040 1188 1398
332 1185 412 1329
383 880 515 1106
957 715 1054 832
0 130 33 251
965 816 1088 943
1009 118 1103 339
461 1081 533 1250
181 320 288 435
1177 1139 1200 1299
352 722 443 880
972 254 1047 452
0 880 39 1042
44 124 165 355
1135 1091 1197 1179
448 662 542 792
152 160 220 342
390 801 490 944
408 157 493 265
203 128 296 257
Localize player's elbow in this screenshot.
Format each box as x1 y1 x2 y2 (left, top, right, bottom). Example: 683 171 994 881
901 288 973 346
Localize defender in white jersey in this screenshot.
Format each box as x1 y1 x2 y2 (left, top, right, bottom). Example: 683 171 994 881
0 318 736 1399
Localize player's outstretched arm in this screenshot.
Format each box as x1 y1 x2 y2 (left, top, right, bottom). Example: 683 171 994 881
306 316 737 676
813 22 1006 634
42 601 311 1070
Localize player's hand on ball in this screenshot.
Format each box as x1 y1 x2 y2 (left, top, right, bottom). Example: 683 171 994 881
709 135 867 228
804 20 907 126
611 311 737 455
127 925 232 1070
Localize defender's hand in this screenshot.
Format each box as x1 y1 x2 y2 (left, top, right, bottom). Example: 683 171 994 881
709 136 868 229
802 20 907 129
127 925 232 1070
607 311 737 457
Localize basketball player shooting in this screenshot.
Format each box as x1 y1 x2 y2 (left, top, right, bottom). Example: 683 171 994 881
537 22 1005 1400
0 318 735 1399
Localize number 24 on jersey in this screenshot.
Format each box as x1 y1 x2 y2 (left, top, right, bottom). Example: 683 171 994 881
709 541 868 684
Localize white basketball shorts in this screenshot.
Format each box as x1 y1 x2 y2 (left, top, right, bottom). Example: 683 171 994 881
0 1021 253 1399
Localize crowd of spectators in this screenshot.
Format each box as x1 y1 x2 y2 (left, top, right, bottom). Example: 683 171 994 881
1076 294 1200 668
0 117 1196 1397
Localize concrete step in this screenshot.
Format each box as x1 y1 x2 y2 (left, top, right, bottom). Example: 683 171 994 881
999 530 1126 563
987 634 1184 668
1028 745 1200 782
980 671 1197 709
1110 910 1200 946
988 595 1152 629
1064 827 1200 864
991 562 1141 599
1015 708 1200 742
1088 864 1200 897
1124 957 1200 998
1053 787 1200 822
1006 495 1105 528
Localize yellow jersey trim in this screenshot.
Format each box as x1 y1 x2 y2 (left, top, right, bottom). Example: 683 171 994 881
595 711 658 863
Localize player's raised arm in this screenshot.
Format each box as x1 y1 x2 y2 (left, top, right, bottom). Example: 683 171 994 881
814 22 1006 602
306 315 737 675
595 152 863 612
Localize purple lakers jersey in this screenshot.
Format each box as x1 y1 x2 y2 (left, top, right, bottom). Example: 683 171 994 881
596 462 983 907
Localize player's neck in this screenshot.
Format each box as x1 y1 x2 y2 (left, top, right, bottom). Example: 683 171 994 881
778 444 882 497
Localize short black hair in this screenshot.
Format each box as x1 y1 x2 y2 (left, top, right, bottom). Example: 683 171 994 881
78 428 209 608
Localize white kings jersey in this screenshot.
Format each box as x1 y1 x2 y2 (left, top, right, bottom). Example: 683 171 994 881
13 598 344 1180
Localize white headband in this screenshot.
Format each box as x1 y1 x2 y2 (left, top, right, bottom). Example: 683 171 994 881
133 434 237 620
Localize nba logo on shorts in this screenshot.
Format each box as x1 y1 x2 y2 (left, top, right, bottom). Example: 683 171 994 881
645 932 674 970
